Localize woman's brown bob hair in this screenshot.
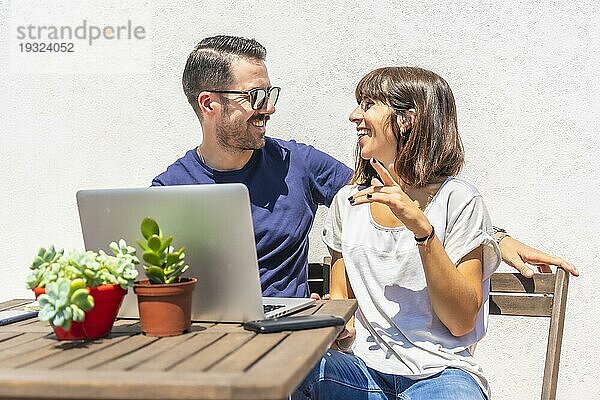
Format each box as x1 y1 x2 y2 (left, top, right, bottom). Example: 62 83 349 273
351 67 464 187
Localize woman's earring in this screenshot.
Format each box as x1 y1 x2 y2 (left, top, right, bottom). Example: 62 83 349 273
396 115 408 141
399 127 406 140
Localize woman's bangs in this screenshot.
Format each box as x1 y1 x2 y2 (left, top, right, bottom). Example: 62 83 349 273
355 69 389 103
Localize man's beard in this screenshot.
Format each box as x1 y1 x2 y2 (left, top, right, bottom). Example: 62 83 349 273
216 102 267 152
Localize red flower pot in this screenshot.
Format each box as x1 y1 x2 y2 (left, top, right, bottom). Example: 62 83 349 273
34 284 127 340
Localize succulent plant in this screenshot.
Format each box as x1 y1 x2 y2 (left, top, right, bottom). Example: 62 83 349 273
26 246 64 290
26 239 139 290
136 217 189 284
37 278 94 331
26 240 139 331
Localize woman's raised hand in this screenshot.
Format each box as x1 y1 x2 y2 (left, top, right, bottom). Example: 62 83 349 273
349 158 431 237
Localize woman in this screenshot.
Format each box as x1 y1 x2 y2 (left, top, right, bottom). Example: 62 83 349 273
293 67 500 399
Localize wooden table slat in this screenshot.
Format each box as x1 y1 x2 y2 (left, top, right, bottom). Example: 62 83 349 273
292 303 322 316
2 321 57 334
210 332 289 373
4 334 115 369
0 335 58 363
0 333 50 354
8 318 41 328
64 334 158 370
0 332 21 344
112 319 140 327
0 369 244 400
133 331 226 372
172 332 254 372
313 299 357 322
96 333 194 371
0 299 34 311
193 323 241 333
0 318 48 330
23 334 132 370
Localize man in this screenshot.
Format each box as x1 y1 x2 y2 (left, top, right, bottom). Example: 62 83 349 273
152 35 577 297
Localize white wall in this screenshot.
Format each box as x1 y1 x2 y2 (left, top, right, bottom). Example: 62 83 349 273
2 1 599 398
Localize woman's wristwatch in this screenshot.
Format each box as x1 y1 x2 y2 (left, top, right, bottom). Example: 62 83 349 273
492 226 510 244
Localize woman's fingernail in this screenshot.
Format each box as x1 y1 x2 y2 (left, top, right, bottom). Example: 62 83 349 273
366 193 372 199
348 198 355 204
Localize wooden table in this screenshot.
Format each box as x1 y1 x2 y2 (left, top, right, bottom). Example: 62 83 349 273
0 298 357 400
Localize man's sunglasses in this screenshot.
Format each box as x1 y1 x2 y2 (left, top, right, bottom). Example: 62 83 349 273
209 87 281 110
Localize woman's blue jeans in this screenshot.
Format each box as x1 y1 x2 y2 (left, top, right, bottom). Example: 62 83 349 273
292 350 486 400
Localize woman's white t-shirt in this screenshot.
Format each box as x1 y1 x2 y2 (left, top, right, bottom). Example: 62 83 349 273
322 177 501 397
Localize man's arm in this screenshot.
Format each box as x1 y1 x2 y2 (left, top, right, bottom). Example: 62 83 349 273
494 229 579 277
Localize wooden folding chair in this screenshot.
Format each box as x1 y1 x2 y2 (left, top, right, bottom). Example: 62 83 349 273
489 269 570 400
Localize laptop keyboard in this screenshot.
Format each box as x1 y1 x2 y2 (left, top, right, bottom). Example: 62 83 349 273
263 304 285 313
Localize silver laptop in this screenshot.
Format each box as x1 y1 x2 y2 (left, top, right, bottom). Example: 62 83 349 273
76 184 314 322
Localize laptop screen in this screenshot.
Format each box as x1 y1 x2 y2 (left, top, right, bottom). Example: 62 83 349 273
77 184 267 322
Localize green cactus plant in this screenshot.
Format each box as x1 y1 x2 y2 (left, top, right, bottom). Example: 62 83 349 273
26 239 139 331
136 217 189 284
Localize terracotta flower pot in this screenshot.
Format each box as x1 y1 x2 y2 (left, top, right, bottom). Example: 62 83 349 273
34 284 127 340
133 277 197 337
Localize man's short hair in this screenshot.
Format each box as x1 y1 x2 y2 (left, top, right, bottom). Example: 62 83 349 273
182 35 267 116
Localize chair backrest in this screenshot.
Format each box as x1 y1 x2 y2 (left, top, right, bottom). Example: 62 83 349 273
489 269 569 400
308 256 331 296
309 259 570 400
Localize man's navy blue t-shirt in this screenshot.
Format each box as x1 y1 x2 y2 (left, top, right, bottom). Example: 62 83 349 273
152 137 353 297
